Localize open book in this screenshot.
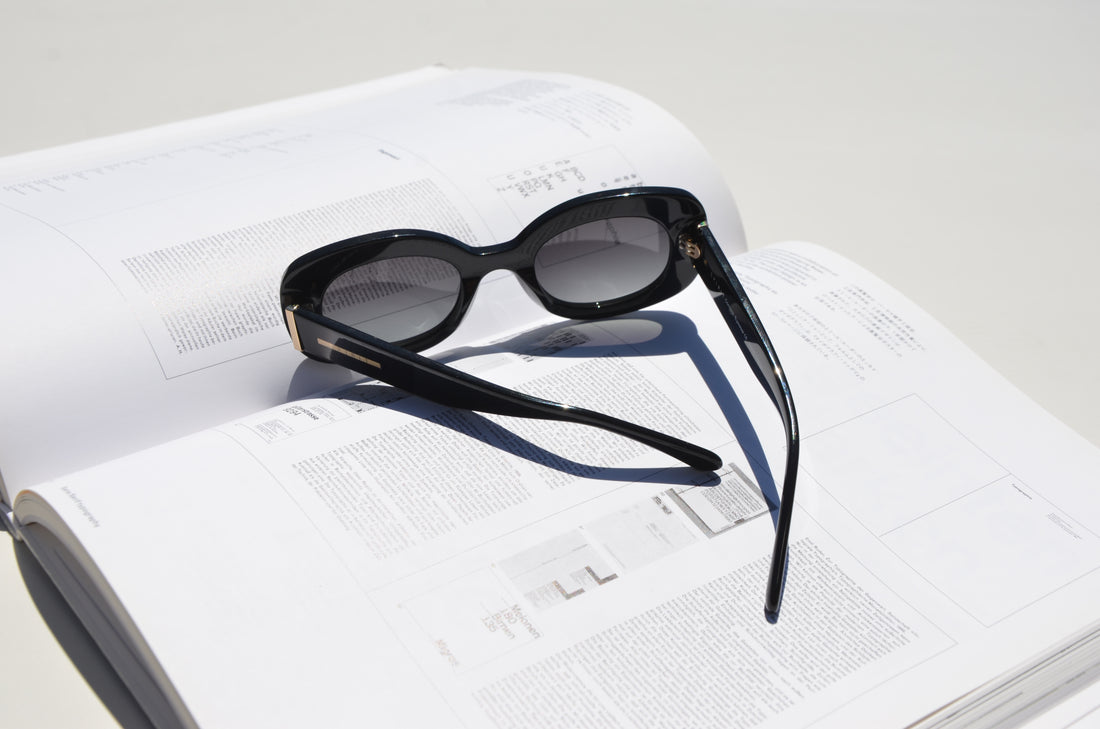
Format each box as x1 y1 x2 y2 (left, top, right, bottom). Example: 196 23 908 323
2 67 1099 729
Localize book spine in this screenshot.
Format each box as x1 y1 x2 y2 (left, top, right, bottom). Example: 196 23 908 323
1 501 22 541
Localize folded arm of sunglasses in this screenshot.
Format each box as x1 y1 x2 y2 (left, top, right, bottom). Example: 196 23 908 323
284 305 723 471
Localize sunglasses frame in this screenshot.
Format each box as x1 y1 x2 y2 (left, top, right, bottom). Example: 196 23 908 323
281 190 705 352
280 186 798 618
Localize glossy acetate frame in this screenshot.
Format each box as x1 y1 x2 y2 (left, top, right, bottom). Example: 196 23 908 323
280 187 799 618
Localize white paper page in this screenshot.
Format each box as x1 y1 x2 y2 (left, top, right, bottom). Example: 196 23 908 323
17 242 1100 728
17 280 782 728
0 67 738 494
729 242 1100 725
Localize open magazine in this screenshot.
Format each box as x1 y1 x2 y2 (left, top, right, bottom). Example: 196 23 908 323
2 67 1098 729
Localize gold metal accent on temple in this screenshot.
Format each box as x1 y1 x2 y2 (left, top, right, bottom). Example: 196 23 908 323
284 305 303 352
678 233 702 260
317 339 381 369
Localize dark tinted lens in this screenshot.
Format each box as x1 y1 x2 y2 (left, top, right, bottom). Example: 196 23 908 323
533 216 670 304
321 256 460 343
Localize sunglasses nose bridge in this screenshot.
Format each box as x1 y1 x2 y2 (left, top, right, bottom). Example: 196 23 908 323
445 241 554 344
459 237 547 299
470 236 537 274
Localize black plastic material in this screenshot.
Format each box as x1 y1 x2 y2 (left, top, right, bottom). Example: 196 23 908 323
289 306 722 471
281 188 702 351
692 223 800 620
280 186 799 618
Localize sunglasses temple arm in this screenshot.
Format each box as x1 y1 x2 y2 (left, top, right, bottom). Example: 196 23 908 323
689 224 801 619
285 306 723 472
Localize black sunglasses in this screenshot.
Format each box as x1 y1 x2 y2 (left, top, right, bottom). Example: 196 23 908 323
279 187 799 618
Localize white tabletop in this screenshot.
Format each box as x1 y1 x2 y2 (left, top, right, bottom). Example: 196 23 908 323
3 2 1098 727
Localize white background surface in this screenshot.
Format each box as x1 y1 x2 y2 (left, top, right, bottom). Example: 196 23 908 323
1 1 1097 727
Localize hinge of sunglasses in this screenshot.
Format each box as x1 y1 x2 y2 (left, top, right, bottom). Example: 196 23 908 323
284 305 304 352
285 304 383 369
677 222 708 260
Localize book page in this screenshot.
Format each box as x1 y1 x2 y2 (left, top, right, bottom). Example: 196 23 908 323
0 66 738 495
16 242 1100 728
